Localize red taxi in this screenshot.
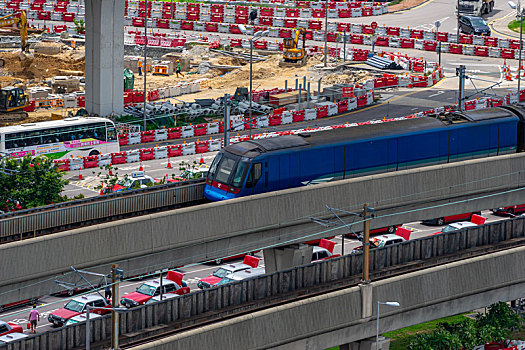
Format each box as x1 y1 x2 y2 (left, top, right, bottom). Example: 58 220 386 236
0 321 22 336
198 255 261 289
48 294 111 327
120 271 189 308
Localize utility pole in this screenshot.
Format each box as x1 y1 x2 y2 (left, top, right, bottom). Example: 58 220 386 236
223 94 231 147
159 271 163 301
324 0 328 67
249 38 254 139
343 31 347 62
456 0 460 44
362 203 371 283
456 65 466 110
111 264 120 350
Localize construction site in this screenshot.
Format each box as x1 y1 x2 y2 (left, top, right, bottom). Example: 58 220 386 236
0 20 416 128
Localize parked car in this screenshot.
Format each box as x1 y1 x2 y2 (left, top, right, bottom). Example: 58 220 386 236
145 293 181 305
422 211 481 226
198 255 261 289
102 171 155 194
351 227 412 254
121 271 189 308
458 15 491 36
312 239 340 262
65 312 102 326
0 332 27 344
433 214 487 235
215 267 267 286
0 321 22 337
48 294 111 327
492 204 525 216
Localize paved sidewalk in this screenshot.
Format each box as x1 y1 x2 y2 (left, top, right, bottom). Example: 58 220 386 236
490 12 521 39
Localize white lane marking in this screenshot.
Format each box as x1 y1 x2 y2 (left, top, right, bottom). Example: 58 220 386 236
428 91 445 98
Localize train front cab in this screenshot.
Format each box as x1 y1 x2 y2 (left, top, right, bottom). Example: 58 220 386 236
204 151 264 201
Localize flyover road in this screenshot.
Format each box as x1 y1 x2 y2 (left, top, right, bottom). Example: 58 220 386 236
0 210 511 335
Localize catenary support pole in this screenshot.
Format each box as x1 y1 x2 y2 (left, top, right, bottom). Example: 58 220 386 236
224 94 230 146
143 0 148 131
111 264 120 350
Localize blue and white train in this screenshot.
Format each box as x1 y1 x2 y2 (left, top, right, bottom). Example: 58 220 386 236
204 106 525 201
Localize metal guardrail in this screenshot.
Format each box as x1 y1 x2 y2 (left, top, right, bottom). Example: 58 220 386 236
7 216 525 350
0 179 206 241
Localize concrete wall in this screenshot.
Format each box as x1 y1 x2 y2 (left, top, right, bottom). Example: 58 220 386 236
7 217 525 349
126 246 525 350
1 154 525 304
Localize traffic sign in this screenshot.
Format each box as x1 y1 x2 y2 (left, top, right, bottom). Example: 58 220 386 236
371 21 377 30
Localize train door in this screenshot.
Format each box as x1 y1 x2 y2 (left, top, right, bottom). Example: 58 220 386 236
244 162 264 195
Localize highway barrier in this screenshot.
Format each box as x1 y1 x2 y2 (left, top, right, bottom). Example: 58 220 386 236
7 216 525 350
0 179 205 241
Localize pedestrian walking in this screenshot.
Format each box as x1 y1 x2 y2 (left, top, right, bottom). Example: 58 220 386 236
176 60 184 78
105 284 112 300
137 59 143 76
28 305 40 334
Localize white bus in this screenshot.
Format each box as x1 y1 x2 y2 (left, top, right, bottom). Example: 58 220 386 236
0 117 120 159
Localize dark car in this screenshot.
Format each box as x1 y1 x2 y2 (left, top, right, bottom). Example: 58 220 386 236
459 15 491 36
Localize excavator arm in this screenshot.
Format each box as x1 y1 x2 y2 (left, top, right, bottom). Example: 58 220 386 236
0 11 28 51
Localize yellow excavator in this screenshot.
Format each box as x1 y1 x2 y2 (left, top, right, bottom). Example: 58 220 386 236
279 28 307 67
0 11 32 123
0 10 34 68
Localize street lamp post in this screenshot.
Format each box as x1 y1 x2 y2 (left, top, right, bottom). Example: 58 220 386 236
509 1 524 95
239 25 268 139
376 301 400 350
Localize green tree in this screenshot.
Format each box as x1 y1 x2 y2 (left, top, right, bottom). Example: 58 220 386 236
93 164 121 194
73 18 85 34
0 155 68 210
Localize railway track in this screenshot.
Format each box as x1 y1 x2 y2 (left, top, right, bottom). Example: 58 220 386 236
0 179 206 243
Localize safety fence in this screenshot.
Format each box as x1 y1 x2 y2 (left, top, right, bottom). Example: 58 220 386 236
7 217 525 350
124 18 525 62
124 0 388 21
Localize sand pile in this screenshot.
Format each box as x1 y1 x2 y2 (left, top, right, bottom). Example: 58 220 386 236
0 49 84 80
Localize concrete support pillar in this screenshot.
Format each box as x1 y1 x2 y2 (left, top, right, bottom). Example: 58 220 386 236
263 244 313 274
359 283 373 319
85 0 125 116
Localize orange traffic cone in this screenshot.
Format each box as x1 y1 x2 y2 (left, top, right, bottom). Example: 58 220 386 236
139 163 143 171
166 160 172 169
78 173 83 180
200 157 204 164
109 170 113 176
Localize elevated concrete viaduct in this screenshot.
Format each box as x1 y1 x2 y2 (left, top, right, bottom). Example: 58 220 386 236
1 153 524 305
129 245 525 350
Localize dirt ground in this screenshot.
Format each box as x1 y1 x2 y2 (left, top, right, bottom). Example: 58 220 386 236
0 41 379 121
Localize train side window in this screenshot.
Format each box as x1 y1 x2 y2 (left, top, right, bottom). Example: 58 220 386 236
246 163 262 188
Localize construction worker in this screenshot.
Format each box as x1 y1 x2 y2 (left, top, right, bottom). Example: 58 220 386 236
176 60 184 78
137 59 143 76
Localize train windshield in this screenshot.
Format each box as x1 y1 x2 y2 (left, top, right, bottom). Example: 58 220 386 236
208 152 251 188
